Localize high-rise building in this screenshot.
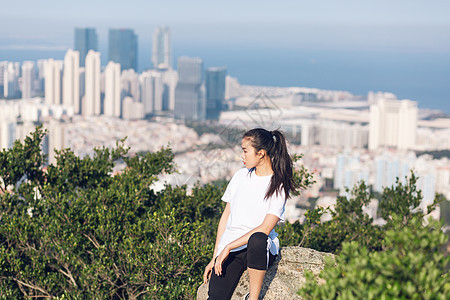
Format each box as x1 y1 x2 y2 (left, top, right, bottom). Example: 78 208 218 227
46 120 65 165
177 56 202 84
63 50 80 113
4 62 20 99
225 75 243 102
174 57 205 121
74 28 98 67
140 70 163 116
121 69 140 102
104 61 121 118
0 119 16 150
152 26 172 69
79 67 85 106
205 67 226 120
0 61 7 97
84 50 101 116
21 61 35 99
44 59 63 105
35 59 46 96
161 69 178 111
108 29 138 71
369 94 418 150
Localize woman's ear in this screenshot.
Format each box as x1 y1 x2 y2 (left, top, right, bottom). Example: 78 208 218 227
258 149 266 159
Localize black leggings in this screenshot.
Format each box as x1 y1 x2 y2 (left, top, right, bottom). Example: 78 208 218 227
208 232 277 300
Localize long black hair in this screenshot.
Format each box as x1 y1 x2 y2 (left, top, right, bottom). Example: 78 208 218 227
243 128 296 200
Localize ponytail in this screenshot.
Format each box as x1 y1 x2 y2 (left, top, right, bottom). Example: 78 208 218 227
243 128 296 200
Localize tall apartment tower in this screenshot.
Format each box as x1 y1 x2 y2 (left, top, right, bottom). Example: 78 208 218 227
74 28 98 67
63 49 80 113
0 120 16 150
0 61 7 97
121 69 140 102
140 70 164 116
104 61 121 118
35 60 46 95
369 96 418 150
108 29 138 71
84 50 101 116
152 26 172 69
205 67 226 120
161 69 178 111
21 61 35 99
174 57 205 121
3 62 20 99
44 59 63 105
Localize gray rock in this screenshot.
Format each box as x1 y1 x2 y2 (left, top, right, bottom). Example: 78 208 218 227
197 246 333 300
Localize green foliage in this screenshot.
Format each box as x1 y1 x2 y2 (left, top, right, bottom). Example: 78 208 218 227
0 125 47 193
379 172 440 229
299 217 450 299
300 174 442 253
299 173 448 299
291 153 315 195
440 198 450 230
276 220 303 247
5 126 445 299
300 181 383 252
0 127 224 299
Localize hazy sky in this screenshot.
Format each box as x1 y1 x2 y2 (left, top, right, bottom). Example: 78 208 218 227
1 0 450 53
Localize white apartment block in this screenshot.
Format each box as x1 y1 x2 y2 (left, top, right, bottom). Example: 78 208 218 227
104 61 121 118
21 61 35 99
369 96 418 150
44 59 63 105
63 49 80 113
140 70 163 115
84 50 101 116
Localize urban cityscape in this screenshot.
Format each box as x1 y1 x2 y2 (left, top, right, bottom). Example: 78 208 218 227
1 25 449 226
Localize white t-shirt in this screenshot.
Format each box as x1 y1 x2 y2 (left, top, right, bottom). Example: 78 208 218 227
216 168 286 257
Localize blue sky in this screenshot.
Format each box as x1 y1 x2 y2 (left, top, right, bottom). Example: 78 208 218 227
1 0 450 53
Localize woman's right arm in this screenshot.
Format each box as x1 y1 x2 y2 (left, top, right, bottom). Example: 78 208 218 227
203 202 230 283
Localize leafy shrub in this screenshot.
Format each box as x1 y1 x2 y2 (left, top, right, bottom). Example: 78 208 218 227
299 216 450 299
299 174 441 253
0 127 224 299
276 220 303 247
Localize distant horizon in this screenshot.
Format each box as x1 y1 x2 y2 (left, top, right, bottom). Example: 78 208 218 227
1 44 449 114
1 0 449 113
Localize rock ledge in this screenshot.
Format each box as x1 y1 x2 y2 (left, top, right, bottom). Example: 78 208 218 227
197 246 333 300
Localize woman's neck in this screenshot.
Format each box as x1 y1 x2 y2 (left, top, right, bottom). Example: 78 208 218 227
254 159 273 176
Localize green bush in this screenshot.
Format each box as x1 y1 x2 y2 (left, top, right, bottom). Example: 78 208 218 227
299 216 450 299
298 181 383 252
0 127 224 299
299 174 441 253
276 220 303 247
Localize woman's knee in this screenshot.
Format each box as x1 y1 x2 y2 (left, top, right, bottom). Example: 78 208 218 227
247 232 268 251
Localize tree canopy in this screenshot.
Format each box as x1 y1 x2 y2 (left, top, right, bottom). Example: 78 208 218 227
0 126 224 299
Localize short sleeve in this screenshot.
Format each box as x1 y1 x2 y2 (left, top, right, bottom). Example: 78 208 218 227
267 190 286 222
221 169 244 203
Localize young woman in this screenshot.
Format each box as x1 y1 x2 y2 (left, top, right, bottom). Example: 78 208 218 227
203 128 296 300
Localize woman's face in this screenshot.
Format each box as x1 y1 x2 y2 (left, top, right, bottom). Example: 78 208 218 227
241 138 261 169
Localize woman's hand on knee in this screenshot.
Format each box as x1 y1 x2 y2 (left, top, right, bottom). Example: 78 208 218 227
203 259 215 284
214 246 230 276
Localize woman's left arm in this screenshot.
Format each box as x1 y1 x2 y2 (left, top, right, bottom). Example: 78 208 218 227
214 213 279 276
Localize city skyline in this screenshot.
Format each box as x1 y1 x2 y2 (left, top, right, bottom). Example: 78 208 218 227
1 1 449 112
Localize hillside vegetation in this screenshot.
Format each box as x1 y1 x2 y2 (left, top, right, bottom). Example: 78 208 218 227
0 127 448 299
